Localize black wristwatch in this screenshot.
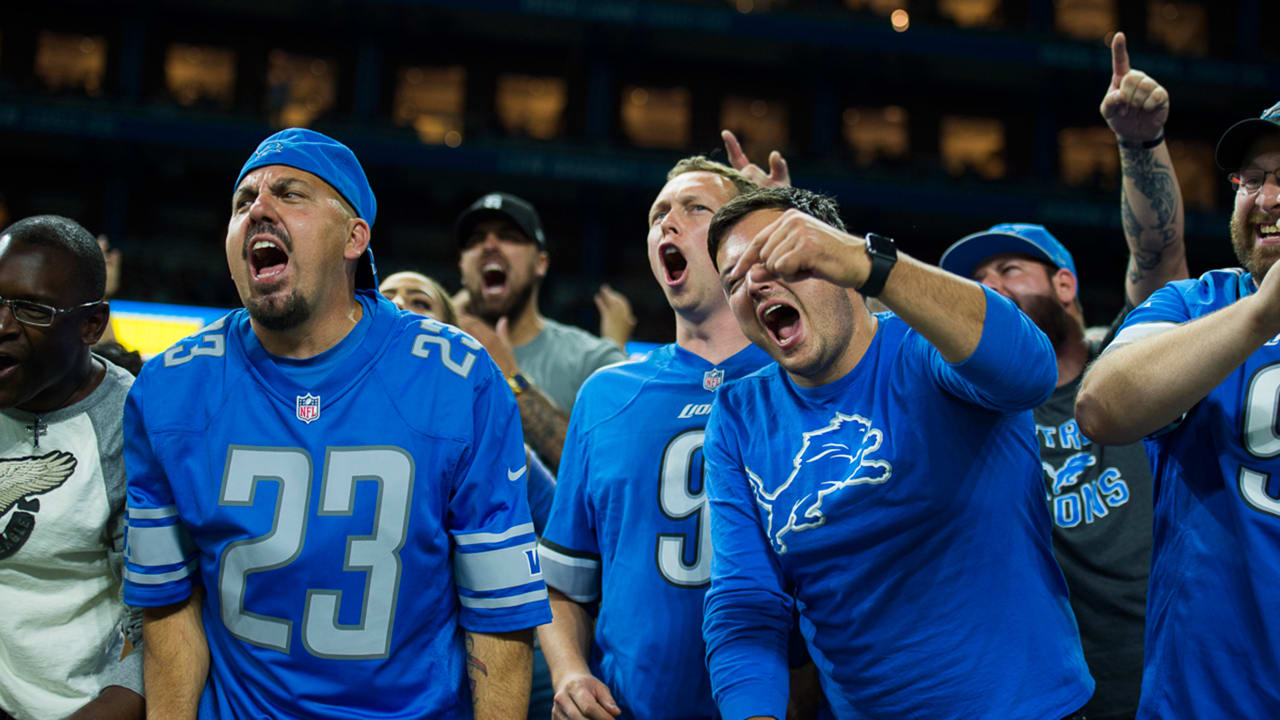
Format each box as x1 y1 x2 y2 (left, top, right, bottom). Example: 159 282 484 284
860 232 898 297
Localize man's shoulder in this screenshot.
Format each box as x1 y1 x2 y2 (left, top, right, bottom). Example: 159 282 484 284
1142 268 1249 314
570 349 669 427
537 319 622 353
715 364 784 417
136 311 242 383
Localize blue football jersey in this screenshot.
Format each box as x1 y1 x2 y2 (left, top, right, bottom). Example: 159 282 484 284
703 292 1093 720
122 291 551 719
539 342 772 720
1109 269 1280 718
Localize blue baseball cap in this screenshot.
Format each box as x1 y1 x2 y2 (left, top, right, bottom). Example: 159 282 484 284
234 128 379 289
1216 100 1280 171
939 223 1077 280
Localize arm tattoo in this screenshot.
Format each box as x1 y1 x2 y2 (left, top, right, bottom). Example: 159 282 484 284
466 633 488 697
516 390 569 472
1120 146 1181 283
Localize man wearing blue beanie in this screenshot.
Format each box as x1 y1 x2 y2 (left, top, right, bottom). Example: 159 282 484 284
119 128 550 719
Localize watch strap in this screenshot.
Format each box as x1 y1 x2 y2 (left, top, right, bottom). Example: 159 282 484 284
860 232 897 298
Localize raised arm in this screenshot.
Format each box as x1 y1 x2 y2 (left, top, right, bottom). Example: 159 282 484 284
726 210 986 363
465 629 535 720
1077 271 1280 444
141 591 208 720
1101 31 1188 306
456 313 569 471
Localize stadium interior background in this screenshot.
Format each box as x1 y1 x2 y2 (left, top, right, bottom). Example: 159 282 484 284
0 0 1274 343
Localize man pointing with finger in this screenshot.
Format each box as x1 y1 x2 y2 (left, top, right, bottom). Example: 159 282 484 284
701 187 1092 719
939 32 1186 719
1077 90 1280 717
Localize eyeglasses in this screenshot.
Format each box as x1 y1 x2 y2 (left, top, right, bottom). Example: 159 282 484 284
1229 169 1280 195
0 296 102 327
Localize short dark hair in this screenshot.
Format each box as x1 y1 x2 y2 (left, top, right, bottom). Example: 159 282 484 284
707 186 846 269
2 215 106 303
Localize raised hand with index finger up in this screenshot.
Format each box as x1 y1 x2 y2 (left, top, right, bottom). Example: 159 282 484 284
721 129 791 188
1099 31 1169 143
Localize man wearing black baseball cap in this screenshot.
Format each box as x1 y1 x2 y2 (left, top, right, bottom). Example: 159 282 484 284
452 191 627 720
1077 96 1280 718
942 33 1189 720
454 192 626 464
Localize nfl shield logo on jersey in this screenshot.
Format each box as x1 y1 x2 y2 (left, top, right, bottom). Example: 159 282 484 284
296 393 321 424
703 368 725 392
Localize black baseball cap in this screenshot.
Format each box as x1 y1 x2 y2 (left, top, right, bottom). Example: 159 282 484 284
454 192 547 250
1216 100 1280 170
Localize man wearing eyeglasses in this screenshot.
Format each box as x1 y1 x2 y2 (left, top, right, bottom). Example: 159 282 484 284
1076 99 1280 719
0 215 144 720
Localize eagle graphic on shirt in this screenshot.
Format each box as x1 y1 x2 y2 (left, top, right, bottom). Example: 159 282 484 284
745 412 892 554
0 451 77 516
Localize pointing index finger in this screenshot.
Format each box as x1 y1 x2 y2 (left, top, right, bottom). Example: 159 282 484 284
1110 31 1130 85
722 129 750 171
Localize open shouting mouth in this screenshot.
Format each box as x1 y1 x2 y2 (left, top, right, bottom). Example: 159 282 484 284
659 242 688 286
248 233 290 285
481 261 509 297
759 300 803 349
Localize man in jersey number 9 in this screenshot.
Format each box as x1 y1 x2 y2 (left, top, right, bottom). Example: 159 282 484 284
120 128 551 719
1076 99 1280 718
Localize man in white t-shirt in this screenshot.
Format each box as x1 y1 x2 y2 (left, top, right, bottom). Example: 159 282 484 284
0 215 143 720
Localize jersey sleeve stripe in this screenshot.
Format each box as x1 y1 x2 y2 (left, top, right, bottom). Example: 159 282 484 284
127 505 178 520
453 522 536 546
537 539 601 566
123 559 197 586
457 587 549 610
538 542 601 603
124 523 195 567
1106 321 1179 353
454 540 542 593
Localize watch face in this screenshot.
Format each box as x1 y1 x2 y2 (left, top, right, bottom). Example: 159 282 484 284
866 233 896 259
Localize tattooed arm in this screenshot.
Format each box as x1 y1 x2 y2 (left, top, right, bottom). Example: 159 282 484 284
1119 139 1187 304
1101 31 1189 305
465 629 534 720
515 390 568 472
455 313 570 471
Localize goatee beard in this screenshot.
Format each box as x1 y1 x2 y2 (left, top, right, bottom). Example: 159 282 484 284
246 289 312 331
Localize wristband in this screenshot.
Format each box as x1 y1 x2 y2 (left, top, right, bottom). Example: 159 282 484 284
1117 134 1164 149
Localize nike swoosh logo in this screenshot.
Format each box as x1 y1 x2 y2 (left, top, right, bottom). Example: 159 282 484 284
507 466 527 482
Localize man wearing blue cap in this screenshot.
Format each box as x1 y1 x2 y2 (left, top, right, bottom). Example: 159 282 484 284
1077 93 1280 717
940 35 1186 720
120 128 550 719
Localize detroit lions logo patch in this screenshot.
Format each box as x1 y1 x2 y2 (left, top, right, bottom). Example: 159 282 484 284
745 412 891 554
1043 451 1096 494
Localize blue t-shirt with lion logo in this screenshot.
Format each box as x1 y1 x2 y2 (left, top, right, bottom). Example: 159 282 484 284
702 289 1093 720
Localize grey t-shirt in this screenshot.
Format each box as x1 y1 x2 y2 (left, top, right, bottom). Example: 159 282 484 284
513 319 628 412
1036 311 1152 720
